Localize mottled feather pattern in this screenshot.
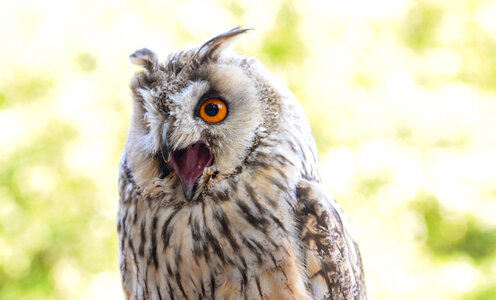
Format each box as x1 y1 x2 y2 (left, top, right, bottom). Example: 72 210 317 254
118 141 311 299
118 28 366 299
296 181 366 300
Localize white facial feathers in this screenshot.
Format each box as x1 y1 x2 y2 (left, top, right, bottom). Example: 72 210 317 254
141 62 263 173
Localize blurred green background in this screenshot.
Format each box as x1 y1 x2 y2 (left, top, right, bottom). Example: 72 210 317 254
1 0 496 299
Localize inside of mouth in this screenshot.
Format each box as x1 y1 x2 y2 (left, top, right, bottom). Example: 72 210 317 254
170 142 213 187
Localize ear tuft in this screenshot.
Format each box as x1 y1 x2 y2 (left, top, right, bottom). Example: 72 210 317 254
197 26 252 62
130 48 158 71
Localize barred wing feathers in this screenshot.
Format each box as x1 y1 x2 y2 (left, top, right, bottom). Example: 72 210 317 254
296 180 367 300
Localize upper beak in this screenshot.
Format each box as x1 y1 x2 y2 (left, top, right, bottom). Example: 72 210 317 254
161 128 170 163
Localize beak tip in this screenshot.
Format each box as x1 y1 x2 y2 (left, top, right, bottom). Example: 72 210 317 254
184 187 193 201
180 181 194 201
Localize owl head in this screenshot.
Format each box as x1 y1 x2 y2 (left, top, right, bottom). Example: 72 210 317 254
124 27 316 202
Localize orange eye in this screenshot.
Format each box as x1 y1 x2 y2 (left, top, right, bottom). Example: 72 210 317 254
144 114 151 130
199 98 227 123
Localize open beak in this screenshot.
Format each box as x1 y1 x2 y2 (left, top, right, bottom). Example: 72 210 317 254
164 139 213 201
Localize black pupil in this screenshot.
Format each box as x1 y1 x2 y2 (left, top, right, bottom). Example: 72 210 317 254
205 103 219 117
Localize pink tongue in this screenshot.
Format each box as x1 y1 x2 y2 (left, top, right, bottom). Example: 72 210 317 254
170 142 213 198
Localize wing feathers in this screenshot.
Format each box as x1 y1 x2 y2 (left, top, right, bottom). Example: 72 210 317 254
296 180 367 300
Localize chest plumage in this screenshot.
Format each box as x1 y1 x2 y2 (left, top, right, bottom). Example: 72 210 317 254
118 28 366 300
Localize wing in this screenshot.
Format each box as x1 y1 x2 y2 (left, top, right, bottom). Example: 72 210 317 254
295 180 367 300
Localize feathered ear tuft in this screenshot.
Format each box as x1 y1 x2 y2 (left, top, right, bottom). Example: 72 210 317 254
196 26 252 62
129 48 158 72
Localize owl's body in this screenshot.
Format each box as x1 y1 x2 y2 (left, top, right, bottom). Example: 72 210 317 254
118 28 366 300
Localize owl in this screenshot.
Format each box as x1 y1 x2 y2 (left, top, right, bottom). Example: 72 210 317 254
117 27 366 300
